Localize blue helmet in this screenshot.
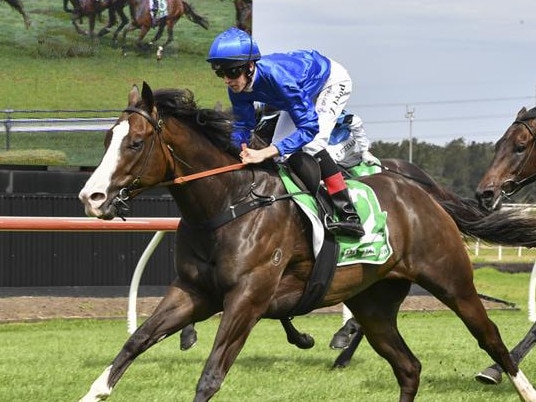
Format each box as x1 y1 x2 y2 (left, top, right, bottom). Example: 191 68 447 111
207 27 261 70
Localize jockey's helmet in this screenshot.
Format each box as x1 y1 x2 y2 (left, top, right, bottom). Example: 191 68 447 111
207 27 261 71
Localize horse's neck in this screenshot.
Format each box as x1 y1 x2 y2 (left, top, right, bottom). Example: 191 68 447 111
164 126 251 222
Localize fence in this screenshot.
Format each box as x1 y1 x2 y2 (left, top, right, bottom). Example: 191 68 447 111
1 109 120 150
0 216 180 334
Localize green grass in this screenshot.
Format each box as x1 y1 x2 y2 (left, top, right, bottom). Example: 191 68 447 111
0 0 235 165
1 270 535 401
0 0 233 110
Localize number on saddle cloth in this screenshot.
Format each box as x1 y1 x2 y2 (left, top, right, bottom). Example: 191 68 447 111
151 0 168 23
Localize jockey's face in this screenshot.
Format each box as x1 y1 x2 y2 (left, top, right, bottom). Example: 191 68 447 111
224 71 248 93
215 63 252 93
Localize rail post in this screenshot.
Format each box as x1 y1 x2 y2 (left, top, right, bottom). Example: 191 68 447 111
4 109 13 150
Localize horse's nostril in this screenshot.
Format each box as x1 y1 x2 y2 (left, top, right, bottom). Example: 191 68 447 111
90 192 106 202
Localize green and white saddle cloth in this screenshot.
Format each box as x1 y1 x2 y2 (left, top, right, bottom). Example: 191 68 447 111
279 160 393 266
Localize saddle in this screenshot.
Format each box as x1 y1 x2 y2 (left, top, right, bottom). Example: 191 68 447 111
282 152 391 315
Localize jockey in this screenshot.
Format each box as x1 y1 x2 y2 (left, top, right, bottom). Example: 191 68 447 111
207 27 366 239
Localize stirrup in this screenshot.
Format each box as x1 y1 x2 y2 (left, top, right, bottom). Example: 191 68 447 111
326 220 365 238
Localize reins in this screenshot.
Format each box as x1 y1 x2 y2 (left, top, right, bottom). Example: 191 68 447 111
169 162 246 185
369 162 435 188
113 106 307 224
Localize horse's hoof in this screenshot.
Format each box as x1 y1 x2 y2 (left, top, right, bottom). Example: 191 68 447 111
475 367 502 385
98 28 110 37
329 333 350 349
332 359 350 369
288 333 315 349
180 328 198 351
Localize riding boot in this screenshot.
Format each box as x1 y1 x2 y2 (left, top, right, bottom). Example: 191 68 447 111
328 188 365 238
315 149 365 239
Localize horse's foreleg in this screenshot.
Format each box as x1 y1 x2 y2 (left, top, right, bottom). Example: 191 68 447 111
72 16 88 36
110 8 129 43
79 282 213 402
88 15 97 39
194 290 270 402
98 8 116 36
163 23 174 47
476 322 536 385
150 22 166 44
136 26 151 48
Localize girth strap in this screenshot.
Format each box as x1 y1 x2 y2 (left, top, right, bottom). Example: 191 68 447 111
206 193 301 230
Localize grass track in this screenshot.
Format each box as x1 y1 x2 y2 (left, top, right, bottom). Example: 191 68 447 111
1 269 536 401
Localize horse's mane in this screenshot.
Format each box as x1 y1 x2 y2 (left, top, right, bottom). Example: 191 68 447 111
151 88 240 158
519 106 536 122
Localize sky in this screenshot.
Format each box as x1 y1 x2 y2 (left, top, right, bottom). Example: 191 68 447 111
253 0 536 145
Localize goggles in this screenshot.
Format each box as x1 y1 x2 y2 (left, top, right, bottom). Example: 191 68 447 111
215 65 247 79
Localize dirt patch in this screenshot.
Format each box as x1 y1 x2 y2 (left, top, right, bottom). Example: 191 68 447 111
0 295 515 323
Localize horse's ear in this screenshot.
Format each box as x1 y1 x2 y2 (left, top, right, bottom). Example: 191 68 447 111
141 81 155 112
128 84 140 106
517 107 527 119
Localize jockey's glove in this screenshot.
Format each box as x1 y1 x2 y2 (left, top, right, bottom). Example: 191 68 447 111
362 151 377 165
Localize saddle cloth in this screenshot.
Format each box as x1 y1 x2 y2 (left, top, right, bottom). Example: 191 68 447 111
278 162 393 266
151 0 168 22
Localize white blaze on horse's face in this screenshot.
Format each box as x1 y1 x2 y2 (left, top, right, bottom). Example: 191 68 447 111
78 120 131 217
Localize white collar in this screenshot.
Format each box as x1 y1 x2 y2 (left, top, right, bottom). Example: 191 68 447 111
243 65 257 92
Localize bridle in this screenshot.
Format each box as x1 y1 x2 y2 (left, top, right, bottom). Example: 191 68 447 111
495 117 536 206
110 105 306 227
111 106 246 219
110 106 165 217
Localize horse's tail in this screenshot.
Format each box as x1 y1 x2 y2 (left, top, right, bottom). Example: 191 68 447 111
380 158 536 247
436 192 536 247
182 1 209 30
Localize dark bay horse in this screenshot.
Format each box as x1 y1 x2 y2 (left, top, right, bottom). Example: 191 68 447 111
64 0 129 39
121 0 209 48
4 0 30 28
78 82 536 402
475 106 536 385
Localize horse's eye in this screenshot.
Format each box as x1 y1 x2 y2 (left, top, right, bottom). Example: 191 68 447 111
129 140 144 151
515 143 527 154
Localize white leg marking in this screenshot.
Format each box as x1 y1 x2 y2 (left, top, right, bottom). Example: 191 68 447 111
79 365 113 402
509 369 536 402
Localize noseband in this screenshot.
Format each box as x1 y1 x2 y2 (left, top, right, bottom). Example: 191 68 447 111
499 118 536 199
112 106 165 219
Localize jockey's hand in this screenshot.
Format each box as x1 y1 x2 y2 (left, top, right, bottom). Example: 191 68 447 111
240 144 279 164
362 150 377 166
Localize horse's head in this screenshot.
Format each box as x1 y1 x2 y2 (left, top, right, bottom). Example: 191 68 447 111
79 82 170 219
476 106 536 211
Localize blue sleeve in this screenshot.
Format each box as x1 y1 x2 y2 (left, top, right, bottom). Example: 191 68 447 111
229 93 257 148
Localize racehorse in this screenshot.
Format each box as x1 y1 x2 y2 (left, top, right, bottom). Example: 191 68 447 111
4 0 30 28
475 106 536 385
78 82 536 402
120 0 209 49
64 0 129 39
